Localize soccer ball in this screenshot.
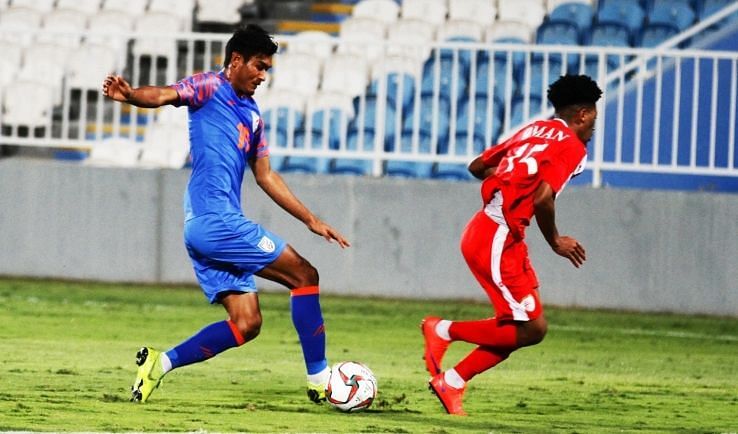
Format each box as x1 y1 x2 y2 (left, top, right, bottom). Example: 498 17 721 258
325 361 377 412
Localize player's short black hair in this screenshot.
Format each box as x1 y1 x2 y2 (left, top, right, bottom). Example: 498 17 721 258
224 24 278 68
547 74 602 112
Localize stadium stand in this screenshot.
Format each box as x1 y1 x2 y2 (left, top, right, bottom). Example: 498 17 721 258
0 0 736 191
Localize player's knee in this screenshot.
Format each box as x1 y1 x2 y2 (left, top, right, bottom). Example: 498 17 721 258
518 317 548 347
292 259 319 288
528 318 548 345
232 315 262 342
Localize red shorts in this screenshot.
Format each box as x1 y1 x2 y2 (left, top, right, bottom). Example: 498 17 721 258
460 210 542 322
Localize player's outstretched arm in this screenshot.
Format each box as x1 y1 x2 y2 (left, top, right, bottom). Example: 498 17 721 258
533 181 586 268
250 157 351 248
102 74 179 108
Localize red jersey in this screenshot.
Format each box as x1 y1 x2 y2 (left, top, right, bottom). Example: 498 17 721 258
478 118 587 240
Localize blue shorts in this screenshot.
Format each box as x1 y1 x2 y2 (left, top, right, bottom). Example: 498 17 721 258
183 213 287 303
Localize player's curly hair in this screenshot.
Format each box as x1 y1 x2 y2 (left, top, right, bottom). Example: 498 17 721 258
547 74 602 112
224 24 279 68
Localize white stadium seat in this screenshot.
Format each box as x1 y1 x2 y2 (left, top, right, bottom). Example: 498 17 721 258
486 20 534 43
401 0 447 26
271 52 322 97
2 80 55 127
0 40 23 67
11 0 55 13
352 0 400 25
132 12 182 58
18 43 70 103
386 18 436 63
0 58 19 88
287 30 335 62
448 0 497 27
497 0 547 30
437 19 484 42
66 44 118 89
195 0 242 24
56 0 102 15
320 53 369 97
138 123 190 169
337 17 386 62
155 105 189 127
0 7 43 45
149 0 194 31
39 9 89 48
86 10 134 52
102 0 149 16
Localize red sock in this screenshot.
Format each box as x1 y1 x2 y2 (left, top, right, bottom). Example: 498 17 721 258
454 346 511 382
448 317 518 348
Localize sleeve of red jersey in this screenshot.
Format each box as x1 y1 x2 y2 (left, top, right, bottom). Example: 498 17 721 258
480 141 513 168
538 141 586 193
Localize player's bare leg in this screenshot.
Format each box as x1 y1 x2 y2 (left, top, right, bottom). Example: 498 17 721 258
257 245 330 403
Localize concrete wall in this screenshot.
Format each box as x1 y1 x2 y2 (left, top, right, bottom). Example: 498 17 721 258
1 159 736 316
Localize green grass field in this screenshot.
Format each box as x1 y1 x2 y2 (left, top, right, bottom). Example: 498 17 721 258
0 278 736 433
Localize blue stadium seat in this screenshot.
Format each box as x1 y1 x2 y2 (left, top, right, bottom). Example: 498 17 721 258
350 95 399 146
638 24 679 47
535 20 583 73
537 20 581 45
367 72 417 113
699 0 736 20
384 93 450 178
585 23 632 77
596 0 646 38
262 106 305 147
476 51 519 100
421 54 468 103
510 95 544 127
648 1 696 32
527 58 564 100
548 2 595 37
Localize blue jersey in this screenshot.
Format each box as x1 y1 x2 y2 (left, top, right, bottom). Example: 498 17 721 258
170 71 269 221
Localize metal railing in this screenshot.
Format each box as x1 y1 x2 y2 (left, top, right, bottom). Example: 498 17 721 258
0 18 736 185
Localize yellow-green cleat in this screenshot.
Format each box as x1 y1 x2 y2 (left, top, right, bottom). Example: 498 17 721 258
306 381 326 404
131 347 165 403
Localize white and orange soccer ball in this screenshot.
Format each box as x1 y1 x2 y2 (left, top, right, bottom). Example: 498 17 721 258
325 361 377 412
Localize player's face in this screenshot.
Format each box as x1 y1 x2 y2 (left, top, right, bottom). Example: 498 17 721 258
579 106 598 144
228 53 272 97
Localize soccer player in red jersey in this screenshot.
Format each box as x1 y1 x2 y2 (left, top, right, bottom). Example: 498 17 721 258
422 75 602 416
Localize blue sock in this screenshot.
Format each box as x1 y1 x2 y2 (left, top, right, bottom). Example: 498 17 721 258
165 320 244 370
291 286 328 375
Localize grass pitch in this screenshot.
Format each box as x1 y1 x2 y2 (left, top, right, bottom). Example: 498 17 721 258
0 278 736 433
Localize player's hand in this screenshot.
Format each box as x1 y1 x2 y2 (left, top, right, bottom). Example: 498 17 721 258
552 236 586 268
307 219 351 249
102 74 132 102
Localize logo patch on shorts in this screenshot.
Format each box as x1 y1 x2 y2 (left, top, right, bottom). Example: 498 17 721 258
521 295 536 312
257 236 276 253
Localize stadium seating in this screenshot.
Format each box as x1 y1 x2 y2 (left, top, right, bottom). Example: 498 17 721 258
195 0 242 25
320 53 370 98
56 0 100 15
351 0 400 25
400 0 447 27
448 0 496 27
498 0 547 29
287 30 335 62
149 0 195 31
66 44 119 90
38 8 88 48
337 16 386 62
102 0 148 16
270 52 322 97
2 81 55 130
12 0 55 13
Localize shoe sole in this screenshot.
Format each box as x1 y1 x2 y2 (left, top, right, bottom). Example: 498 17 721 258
421 319 443 376
130 347 150 402
428 381 466 416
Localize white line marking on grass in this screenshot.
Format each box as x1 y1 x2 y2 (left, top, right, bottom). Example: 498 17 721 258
551 324 738 342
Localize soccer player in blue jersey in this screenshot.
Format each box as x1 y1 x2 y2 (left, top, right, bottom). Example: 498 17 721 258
102 24 350 404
